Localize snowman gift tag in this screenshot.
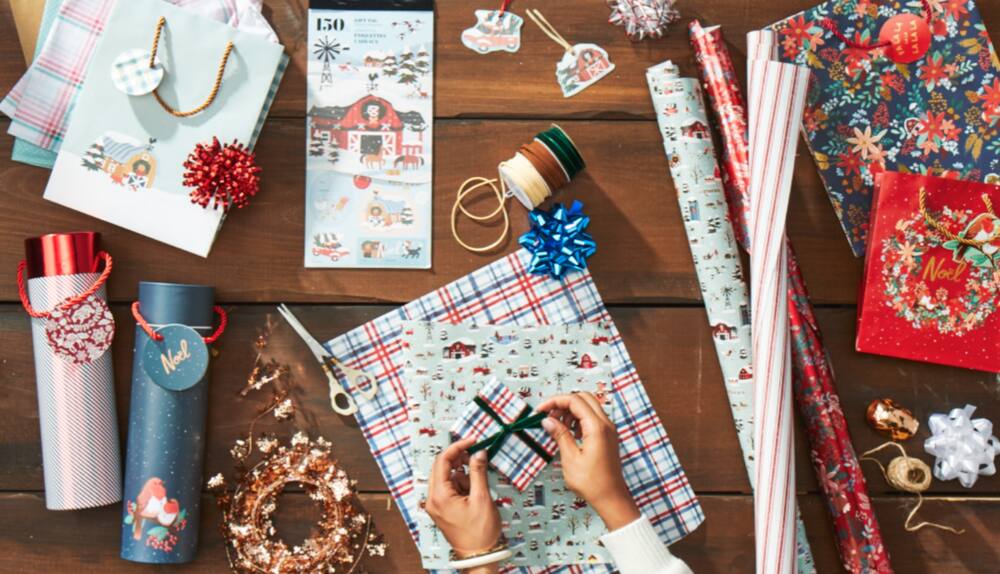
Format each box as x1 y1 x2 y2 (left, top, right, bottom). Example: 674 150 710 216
142 324 209 391
461 9 523 54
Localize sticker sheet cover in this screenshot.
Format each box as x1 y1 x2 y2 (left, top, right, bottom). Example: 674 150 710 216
305 5 433 268
403 321 614 568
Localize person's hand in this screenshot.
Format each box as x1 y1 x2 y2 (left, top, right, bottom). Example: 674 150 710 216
425 438 503 566
538 392 641 531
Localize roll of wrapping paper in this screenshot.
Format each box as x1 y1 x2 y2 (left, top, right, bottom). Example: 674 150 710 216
691 23 893 573
646 60 816 574
121 282 215 563
23 232 122 510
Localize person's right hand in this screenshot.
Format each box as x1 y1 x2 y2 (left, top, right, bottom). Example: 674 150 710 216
538 392 641 531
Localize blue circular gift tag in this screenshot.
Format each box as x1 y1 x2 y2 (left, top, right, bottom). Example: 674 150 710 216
142 324 209 391
111 48 164 96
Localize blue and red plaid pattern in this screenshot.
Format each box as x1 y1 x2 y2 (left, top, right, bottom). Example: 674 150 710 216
451 378 557 491
325 249 703 573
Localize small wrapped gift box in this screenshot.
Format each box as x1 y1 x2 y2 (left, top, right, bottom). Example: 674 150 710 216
450 378 557 491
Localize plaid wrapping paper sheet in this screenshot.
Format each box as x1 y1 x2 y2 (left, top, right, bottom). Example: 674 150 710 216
0 0 276 154
325 249 703 573
450 378 558 492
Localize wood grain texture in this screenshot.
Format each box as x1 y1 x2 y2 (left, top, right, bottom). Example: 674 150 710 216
0 118 861 305
1 0 999 572
1 493 996 574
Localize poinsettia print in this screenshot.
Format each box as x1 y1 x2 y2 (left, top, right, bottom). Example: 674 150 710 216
770 0 1000 256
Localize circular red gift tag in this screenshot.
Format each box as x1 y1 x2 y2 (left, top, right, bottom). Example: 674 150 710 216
45 294 115 364
353 175 372 189
878 13 931 64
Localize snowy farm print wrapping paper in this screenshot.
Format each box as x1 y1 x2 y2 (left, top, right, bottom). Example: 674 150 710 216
769 0 1000 256
405 323 617 568
858 171 1000 372
305 1 433 268
41 0 286 257
323 249 703 573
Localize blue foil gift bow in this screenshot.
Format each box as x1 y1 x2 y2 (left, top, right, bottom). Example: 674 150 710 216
519 201 597 279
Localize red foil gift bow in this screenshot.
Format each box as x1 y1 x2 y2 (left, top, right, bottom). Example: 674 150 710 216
690 22 893 573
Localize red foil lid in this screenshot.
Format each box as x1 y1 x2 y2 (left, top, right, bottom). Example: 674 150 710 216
24 232 102 279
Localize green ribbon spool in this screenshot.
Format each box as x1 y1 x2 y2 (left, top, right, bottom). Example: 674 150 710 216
466 396 553 462
536 125 585 177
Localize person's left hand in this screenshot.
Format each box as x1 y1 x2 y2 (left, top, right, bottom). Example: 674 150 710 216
425 438 502 557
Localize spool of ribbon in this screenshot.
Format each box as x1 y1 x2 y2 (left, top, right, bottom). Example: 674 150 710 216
466 397 552 462
861 441 964 534
519 200 596 280
452 124 586 252
924 405 1000 488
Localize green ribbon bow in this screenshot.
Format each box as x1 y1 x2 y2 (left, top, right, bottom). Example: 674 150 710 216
466 396 553 462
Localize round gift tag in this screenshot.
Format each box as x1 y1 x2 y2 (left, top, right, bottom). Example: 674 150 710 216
878 13 931 64
45 294 115 364
142 324 209 391
111 48 164 96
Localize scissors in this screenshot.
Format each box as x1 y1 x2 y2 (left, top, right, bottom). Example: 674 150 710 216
277 304 377 416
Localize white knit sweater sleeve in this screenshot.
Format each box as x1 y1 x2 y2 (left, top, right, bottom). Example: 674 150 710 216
599 515 694 574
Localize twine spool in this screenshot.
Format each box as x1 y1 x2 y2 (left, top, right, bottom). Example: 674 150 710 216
861 442 964 534
452 124 585 252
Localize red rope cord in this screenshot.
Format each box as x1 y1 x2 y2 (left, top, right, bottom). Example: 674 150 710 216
17 252 113 318
132 301 228 343
820 0 932 52
498 0 513 15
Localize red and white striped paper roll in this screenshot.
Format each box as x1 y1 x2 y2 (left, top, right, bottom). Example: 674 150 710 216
28 273 122 510
747 29 810 574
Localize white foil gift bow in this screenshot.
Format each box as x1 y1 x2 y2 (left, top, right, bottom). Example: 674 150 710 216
747 29 810 574
645 59 816 573
924 405 1000 488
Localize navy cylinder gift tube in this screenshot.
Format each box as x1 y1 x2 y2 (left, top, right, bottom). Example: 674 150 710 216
121 281 215 564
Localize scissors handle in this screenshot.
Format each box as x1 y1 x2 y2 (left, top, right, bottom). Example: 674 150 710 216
321 362 359 416
328 357 379 402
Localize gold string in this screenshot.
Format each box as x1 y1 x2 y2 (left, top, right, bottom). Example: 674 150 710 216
525 9 574 52
861 442 965 534
148 16 234 117
918 187 998 247
451 176 511 253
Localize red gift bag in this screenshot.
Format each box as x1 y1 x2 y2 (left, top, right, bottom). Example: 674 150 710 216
858 172 1000 372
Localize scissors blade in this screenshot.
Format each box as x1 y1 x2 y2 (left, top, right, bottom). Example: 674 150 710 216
276 304 331 363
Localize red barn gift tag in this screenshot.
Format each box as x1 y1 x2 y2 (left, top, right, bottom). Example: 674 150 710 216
858 172 1000 371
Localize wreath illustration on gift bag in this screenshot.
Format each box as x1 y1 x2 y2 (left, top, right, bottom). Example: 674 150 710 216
881 189 1000 335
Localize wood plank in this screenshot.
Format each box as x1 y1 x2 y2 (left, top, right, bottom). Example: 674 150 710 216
1 492 996 573
0 118 861 305
2 304 998 496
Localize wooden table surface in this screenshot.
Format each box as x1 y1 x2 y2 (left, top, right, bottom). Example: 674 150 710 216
2 1 1000 572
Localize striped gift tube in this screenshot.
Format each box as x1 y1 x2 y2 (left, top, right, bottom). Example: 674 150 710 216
747 30 810 574
23 232 122 510
646 60 815 573
692 22 893 573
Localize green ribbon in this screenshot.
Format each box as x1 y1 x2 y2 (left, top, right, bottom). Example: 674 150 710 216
466 396 553 462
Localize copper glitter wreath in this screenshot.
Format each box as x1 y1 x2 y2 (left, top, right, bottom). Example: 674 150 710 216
210 432 385 573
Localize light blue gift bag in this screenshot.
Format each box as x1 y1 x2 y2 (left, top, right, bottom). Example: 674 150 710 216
44 0 287 257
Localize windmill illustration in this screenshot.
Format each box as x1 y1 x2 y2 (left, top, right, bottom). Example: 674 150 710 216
313 36 347 89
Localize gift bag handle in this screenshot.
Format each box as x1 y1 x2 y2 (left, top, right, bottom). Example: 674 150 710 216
919 187 999 247
149 16 234 118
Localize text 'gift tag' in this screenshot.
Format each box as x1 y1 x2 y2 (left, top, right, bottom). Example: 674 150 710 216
142 324 209 391
46 294 115 364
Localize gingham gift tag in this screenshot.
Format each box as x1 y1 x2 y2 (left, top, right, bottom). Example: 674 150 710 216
451 378 557 491
110 48 164 96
